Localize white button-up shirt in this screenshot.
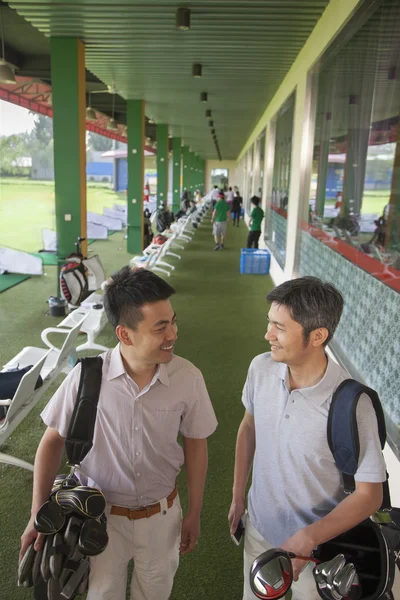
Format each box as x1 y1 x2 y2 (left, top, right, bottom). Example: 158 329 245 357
41 346 218 507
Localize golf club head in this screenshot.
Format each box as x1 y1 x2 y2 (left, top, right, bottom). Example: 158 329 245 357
49 532 67 580
47 575 62 600
250 548 293 599
40 535 53 582
347 573 362 600
332 563 356 597
326 582 344 600
32 544 44 586
54 486 106 519
35 500 66 534
321 554 346 585
78 518 108 556
60 558 90 600
313 563 327 585
17 541 35 588
63 516 84 559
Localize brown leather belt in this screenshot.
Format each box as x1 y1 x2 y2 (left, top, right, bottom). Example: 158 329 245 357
110 487 178 520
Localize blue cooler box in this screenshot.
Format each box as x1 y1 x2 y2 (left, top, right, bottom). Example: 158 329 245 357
240 249 271 275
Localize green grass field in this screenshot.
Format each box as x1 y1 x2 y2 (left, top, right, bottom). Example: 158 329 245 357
325 190 389 215
0 178 126 252
0 178 390 253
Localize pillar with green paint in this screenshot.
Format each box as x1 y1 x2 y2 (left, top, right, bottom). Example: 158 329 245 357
156 124 168 208
172 137 181 213
182 145 190 195
51 37 87 260
127 99 145 254
189 151 195 194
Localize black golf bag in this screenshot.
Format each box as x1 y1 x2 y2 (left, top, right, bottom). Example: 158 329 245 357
315 379 400 600
19 357 107 599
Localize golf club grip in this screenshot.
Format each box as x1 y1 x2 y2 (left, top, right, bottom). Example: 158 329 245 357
288 552 319 563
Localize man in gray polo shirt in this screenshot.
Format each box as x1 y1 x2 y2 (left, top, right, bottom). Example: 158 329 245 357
228 276 386 600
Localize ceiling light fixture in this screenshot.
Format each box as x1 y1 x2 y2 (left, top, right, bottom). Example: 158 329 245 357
107 93 118 130
200 92 208 103
176 7 191 31
0 8 16 84
192 63 202 78
86 92 97 121
107 118 118 131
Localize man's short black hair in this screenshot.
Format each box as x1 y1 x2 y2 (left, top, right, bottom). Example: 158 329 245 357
250 196 260 206
104 267 176 330
266 276 344 345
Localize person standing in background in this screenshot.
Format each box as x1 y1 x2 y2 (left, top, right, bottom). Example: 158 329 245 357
231 191 242 227
246 196 264 248
211 192 231 251
226 187 234 209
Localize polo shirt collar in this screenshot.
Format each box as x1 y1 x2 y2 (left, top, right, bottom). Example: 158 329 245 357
274 353 341 405
107 345 170 387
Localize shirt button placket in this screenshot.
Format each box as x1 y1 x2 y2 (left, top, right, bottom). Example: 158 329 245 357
134 399 144 500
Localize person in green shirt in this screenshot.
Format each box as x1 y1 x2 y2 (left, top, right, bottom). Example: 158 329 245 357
247 196 264 249
211 192 231 250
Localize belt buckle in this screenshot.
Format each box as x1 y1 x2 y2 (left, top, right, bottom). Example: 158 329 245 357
128 508 137 520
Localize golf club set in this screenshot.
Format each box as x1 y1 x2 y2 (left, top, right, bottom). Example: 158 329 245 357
313 554 360 600
18 356 106 598
250 548 361 600
18 472 108 598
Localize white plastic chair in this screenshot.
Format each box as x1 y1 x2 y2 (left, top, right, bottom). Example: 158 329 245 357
3 314 88 382
0 351 51 471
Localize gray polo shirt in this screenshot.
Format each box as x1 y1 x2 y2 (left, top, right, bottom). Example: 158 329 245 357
242 352 386 547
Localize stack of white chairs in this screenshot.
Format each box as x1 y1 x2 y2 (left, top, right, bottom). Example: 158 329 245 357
0 315 87 471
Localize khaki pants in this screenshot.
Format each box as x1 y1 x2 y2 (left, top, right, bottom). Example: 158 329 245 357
243 518 320 600
87 495 182 600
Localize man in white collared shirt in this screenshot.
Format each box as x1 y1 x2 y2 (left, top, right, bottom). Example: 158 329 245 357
21 267 218 600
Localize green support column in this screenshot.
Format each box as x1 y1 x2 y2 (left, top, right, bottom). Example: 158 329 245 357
189 151 195 194
316 139 330 218
51 38 87 259
127 100 145 254
182 145 190 194
343 127 370 216
194 154 199 190
156 124 168 207
172 137 181 214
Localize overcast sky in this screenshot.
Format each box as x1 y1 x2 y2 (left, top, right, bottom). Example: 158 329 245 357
0 100 36 136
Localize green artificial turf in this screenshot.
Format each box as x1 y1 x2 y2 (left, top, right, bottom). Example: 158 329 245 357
0 273 31 293
0 219 274 599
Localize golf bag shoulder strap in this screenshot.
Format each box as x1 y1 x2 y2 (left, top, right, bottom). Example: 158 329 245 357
65 356 103 467
328 378 391 510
